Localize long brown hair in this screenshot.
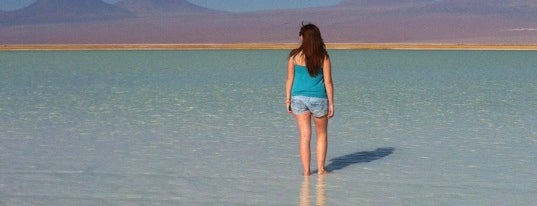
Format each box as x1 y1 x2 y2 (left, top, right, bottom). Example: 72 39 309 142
289 23 329 77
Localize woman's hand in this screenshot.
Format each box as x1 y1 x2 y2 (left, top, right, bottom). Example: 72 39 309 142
286 99 292 114
327 103 334 119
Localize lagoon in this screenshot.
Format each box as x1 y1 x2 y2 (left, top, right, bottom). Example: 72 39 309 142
1 50 536 205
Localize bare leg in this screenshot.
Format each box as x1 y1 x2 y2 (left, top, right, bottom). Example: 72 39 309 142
313 115 328 175
295 112 312 176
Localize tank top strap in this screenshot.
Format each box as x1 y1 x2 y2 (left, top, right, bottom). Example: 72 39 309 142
293 52 304 65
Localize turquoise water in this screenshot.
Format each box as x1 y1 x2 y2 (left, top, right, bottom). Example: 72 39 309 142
1 50 536 205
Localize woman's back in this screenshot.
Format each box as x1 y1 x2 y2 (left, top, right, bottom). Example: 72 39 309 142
291 53 327 98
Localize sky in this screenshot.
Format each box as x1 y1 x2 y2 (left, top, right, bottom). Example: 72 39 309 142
0 0 342 12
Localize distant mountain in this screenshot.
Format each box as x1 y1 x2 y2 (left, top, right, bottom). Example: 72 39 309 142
337 0 537 18
420 0 537 16
115 0 217 15
1 0 536 44
0 0 133 25
338 0 431 8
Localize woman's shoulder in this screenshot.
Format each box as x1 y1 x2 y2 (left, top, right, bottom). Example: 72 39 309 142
291 52 306 65
289 48 301 57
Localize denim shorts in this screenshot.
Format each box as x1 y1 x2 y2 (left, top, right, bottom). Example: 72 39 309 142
291 96 328 117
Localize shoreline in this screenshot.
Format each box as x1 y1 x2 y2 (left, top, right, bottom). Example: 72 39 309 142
1 43 537 51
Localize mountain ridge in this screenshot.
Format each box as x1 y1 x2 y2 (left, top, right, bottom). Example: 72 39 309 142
1 0 536 44
115 0 218 15
0 0 133 25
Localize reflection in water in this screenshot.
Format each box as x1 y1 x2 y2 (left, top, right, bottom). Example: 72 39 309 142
299 176 326 206
316 176 326 206
300 177 311 206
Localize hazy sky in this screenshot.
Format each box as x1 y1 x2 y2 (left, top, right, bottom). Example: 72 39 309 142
0 0 342 12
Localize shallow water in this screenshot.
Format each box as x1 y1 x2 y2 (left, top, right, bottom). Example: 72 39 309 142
1 50 536 205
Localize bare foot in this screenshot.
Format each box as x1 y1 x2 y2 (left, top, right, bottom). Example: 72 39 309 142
317 169 330 175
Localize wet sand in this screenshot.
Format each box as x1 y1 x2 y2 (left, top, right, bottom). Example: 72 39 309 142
1 43 537 51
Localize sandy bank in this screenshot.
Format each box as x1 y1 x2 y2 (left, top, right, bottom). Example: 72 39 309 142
1 43 537 51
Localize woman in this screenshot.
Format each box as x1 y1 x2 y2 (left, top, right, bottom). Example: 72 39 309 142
286 23 334 176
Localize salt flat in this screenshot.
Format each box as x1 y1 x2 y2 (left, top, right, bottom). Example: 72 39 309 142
0 50 535 205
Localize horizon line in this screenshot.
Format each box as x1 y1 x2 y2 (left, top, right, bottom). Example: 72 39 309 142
2 43 537 51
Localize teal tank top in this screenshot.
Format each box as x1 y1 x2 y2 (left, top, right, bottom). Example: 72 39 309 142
291 65 327 98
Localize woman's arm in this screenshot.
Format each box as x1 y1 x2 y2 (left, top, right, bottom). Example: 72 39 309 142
323 56 335 118
285 57 295 113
